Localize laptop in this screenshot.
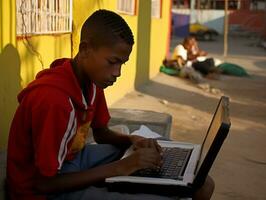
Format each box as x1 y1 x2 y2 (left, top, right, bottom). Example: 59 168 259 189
106 96 231 197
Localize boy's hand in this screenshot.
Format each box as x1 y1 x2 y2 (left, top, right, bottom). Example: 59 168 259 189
119 147 162 175
130 135 162 154
198 50 207 56
117 135 163 175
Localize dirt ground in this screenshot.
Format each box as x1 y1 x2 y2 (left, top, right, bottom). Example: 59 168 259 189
111 36 266 199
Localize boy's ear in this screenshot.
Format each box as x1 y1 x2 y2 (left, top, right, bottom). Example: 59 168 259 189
79 41 89 55
79 40 93 57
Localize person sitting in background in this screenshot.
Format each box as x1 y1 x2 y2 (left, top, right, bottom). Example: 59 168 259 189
183 36 221 78
184 36 207 61
171 42 188 69
188 36 250 77
170 37 204 83
166 37 222 94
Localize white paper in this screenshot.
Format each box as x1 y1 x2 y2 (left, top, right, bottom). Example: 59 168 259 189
131 125 161 139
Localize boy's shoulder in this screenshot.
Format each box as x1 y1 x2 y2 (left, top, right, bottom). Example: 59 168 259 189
22 85 71 112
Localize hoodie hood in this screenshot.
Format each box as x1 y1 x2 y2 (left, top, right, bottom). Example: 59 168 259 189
18 58 94 110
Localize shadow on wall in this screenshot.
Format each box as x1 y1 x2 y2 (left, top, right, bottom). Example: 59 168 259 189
0 44 21 149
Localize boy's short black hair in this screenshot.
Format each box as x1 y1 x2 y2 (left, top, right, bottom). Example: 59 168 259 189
81 9 134 48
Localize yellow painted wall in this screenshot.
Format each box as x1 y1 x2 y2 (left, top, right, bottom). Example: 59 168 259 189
72 0 138 106
134 0 151 89
18 35 71 87
0 0 16 50
149 0 171 79
106 5 138 106
0 0 71 149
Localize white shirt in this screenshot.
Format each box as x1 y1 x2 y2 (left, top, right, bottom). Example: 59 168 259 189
172 44 187 61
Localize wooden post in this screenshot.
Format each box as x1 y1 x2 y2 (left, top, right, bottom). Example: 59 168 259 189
224 0 229 57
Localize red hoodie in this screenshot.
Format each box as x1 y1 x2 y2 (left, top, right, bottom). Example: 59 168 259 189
7 58 110 200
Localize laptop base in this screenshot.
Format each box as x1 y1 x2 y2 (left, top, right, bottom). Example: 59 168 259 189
107 182 196 198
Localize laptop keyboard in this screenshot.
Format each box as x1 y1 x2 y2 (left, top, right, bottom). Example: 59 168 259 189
131 147 192 180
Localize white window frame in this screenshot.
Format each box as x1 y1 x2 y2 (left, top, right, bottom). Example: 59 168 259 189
152 0 162 19
117 0 136 15
16 0 72 35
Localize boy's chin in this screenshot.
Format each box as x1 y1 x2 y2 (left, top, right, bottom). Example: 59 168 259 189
94 81 113 89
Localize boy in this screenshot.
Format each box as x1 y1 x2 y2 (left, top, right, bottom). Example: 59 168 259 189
7 10 214 200
170 37 203 83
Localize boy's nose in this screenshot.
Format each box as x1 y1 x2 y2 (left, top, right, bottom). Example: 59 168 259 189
112 65 121 77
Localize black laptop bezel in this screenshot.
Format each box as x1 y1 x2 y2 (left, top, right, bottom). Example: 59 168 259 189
192 96 231 189
192 122 230 189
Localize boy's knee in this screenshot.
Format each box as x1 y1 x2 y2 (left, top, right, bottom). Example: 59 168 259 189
193 176 215 200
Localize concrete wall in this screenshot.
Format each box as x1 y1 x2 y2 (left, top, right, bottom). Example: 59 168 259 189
229 10 266 37
192 10 225 34
172 9 225 34
172 8 266 37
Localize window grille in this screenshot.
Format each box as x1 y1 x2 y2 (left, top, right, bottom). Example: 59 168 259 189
16 0 72 35
152 0 162 18
117 0 136 15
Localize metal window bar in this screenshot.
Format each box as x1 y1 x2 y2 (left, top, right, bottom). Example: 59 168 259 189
117 0 135 15
16 0 72 35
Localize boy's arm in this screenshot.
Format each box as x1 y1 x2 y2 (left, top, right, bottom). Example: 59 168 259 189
34 160 119 193
198 50 207 56
93 126 132 147
33 158 128 194
187 50 207 61
92 127 161 152
187 51 199 61
33 138 161 194
176 56 186 68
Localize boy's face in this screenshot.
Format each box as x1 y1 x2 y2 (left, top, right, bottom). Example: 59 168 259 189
183 39 193 51
82 41 132 88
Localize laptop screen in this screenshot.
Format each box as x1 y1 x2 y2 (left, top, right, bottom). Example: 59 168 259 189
195 96 230 176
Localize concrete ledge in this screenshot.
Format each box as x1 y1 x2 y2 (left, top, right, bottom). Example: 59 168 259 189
108 108 172 139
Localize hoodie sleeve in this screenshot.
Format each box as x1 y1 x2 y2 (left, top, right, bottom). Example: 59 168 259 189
30 87 76 177
91 88 110 129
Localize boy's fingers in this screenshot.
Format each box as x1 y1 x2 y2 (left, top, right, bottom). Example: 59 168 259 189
154 140 162 153
149 139 154 148
133 138 162 157
150 139 162 155
134 138 153 149
139 149 162 168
